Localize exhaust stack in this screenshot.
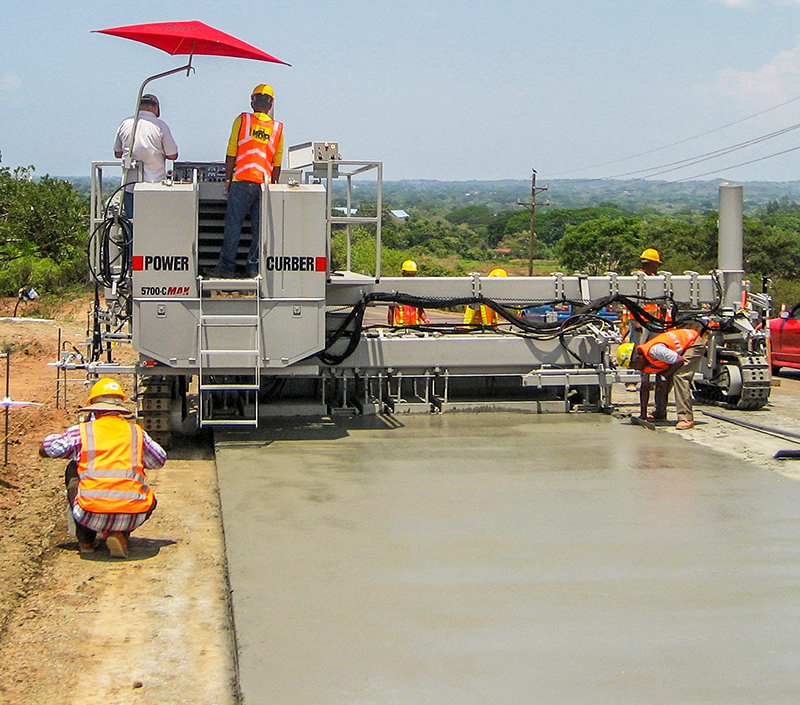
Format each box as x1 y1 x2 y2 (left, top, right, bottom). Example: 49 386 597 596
718 183 744 312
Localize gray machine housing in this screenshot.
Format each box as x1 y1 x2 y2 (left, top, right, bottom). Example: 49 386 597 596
84 157 770 435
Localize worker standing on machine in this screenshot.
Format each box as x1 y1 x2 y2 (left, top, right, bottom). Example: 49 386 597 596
388 260 430 325
113 94 179 218
209 84 284 279
463 268 507 326
622 325 707 430
39 378 166 558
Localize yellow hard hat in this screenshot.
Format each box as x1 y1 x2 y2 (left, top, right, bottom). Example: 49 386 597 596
640 248 662 264
489 268 507 277
251 84 274 99
401 259 418 273
617 343 635 368
87 377 125 404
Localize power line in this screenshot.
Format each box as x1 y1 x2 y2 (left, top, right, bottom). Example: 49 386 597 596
603 122 800 180
664 144 800 183
548 93 800 177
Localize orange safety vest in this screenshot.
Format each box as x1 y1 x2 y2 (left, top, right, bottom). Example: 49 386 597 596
233 113 284 184
76 415 155 514
464 304 497 326
638 328 701 374
390 305 425 326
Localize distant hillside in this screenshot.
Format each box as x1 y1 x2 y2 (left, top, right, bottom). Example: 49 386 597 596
351 178 800 214
60 174 800 214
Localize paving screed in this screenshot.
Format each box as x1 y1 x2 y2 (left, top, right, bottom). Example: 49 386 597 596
215 413 800 705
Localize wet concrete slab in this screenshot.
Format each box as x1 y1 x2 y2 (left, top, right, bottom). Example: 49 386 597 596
216 414 800 704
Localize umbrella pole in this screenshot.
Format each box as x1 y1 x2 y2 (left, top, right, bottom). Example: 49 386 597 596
123 54 195 179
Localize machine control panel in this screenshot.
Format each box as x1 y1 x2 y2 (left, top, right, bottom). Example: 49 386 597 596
287 142 340 169
172 161 227 182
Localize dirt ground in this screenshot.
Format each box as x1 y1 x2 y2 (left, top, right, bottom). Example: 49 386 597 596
2 296 800 704
0 297 235 705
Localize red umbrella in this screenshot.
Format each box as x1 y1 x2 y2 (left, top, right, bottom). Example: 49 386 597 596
93 21 290 175
93 20 290 65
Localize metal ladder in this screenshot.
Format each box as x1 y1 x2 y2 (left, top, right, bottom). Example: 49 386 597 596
197 277 261 427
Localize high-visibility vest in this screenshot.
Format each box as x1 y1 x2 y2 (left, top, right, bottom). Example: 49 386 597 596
464 304 497 326
390 305 425 326
76 415 155 514
233 113 283 184
638 328 701 374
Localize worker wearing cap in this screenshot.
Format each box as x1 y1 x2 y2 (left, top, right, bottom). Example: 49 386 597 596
210 84 284 278
388 260 430 325
39 378 166 558
626 326 706 430
114 94 179 217
463 268 507 326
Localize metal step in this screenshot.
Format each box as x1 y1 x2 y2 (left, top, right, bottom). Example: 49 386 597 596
200 315 260 324
200 349 259 357
199 278 260 291
200 383 260 391
199 418 259 427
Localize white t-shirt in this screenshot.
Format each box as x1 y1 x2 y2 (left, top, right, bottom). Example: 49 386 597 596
114 111 178 191
648 343 680 365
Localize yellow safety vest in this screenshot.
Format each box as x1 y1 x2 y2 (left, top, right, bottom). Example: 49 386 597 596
76 415 155 514
464 304 497 326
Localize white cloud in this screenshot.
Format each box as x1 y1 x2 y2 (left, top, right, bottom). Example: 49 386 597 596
713 46 800 110
709 0 800 6
0 73 22 92
708 0 755 7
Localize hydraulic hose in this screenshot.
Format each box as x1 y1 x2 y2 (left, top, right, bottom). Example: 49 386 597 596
318 291 703 367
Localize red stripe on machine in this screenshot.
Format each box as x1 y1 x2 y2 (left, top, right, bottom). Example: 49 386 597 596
316 257 327 271
132 256 144 271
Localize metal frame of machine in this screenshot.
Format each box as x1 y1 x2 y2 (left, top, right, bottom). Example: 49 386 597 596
69 150 771 445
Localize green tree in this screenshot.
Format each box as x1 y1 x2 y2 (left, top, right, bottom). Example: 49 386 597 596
0 166 88 294
556 216 643 274
744 219 800 280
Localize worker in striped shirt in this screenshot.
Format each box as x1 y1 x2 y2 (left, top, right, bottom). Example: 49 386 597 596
40 378 166 558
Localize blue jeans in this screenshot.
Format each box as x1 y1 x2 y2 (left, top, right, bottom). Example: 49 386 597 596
219 181 261 275
123 190 134 219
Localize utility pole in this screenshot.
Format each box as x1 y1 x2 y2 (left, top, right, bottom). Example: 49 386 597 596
517 169 549 276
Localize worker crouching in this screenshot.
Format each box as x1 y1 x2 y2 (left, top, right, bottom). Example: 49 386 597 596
39 378 166 558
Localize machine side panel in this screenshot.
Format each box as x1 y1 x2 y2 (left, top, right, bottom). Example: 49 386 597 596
262 300 326 367
261 184 327 299
331 334 605 374
133 299 199 367
132 183 198 298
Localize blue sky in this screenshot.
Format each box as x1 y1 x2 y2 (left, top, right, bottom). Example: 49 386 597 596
3 0 800 182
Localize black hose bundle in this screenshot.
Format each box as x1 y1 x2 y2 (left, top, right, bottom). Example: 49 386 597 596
87 184 134 288
317 280 723 367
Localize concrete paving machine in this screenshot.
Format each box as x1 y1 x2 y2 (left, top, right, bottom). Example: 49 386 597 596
76 149 770 445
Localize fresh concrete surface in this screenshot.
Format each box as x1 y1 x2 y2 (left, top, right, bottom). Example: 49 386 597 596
216 413 800 705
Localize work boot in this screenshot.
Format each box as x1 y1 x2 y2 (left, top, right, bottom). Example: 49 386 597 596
78 542 96 555
106 532 129 558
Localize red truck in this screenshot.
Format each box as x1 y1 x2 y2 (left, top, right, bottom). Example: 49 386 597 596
769 305 800 374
